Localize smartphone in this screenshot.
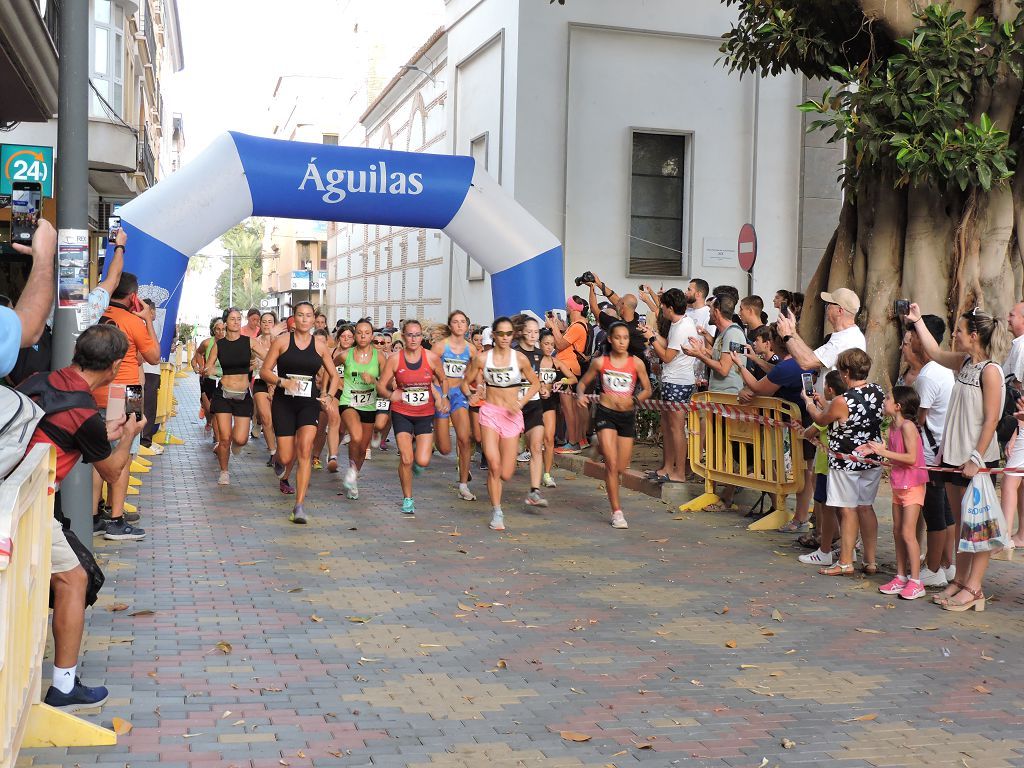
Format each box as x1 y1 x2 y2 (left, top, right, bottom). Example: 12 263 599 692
11 181 42 243
108 215 121 242
801 372 815 397
729 341 745 353
546 311 553 318
638 314 647 325
894 299 910 317
125 384 143 422
780 301 789 317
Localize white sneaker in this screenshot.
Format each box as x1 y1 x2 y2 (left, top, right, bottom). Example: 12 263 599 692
218 470 230 486
148 443 165 455
542 472 557 488
371 433 381 449
344 465 357 492
525 490 548 507
799 549 833 566
365 448 372 461
342 434 351 445
489 511 505 531
611 511 628 529
918 566 948 588
517 450 532 463
458 484 477 501
942 564 956 582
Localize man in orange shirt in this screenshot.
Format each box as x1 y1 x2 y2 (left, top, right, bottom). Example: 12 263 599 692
94 272 159 540
547 296 590 452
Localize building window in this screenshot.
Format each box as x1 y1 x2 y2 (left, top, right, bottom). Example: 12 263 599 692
466 133 488 282
89 0 124 119
322 134 339 146
629 131 688 276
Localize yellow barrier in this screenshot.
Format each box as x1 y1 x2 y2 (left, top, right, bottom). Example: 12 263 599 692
679 392 805 531
153 363 184 445
0 445 116 768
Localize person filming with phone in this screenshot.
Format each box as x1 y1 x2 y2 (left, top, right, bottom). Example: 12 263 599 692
0 219 56 379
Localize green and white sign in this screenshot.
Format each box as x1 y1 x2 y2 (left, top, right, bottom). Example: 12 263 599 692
1 144 54 197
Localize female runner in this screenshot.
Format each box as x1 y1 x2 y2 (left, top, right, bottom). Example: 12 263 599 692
192 317 225 445
575 322 652 529
469 327 486 469
337 319 380 499
514 316 549 508
203 309 254 485
538 329 576 488
251 311 279 466
377 320 449 516
371 332 393 451
316 324 354 471
260 302 339 524
462 317 540 532
434 310 478 501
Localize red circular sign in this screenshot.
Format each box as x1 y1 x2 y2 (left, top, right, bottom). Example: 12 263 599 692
738 223 757 272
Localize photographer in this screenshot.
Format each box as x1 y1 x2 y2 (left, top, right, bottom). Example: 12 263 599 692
0 220 56 378
580 272 648 360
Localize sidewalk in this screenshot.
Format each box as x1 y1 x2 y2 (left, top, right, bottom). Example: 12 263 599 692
17 375 1024 768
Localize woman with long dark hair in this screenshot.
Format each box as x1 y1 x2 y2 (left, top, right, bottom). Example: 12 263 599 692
434 310 478 501
203 308 254 485
192 317 225 446
251 311 279 466
336 319 380 500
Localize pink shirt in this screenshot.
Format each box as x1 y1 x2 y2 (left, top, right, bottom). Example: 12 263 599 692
888 423 928 489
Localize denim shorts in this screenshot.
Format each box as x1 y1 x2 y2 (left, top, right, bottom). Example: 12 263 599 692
662 382 695 403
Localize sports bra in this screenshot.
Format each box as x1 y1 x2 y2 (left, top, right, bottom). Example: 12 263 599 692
519 346 543 401
441 342 471 379
216 335 251 377
275 333 324 399
483 349 522 388
393 350 435 417
600 354 638 397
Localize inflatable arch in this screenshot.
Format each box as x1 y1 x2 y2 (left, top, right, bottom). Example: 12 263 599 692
114 132 566 356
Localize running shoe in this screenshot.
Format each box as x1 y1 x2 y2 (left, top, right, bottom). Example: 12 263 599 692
251 423 262 439
103 518 146 541
554 443 582 455
525 490 548 508
343 466 358 499
327 456 339 473
457 484 477 501
365 448 372 461
489 511 506 531
218 470 230 486
346 486 359 500
43 677 108 713
879 576 908 596
266 455 275 467
342 434 351 445
279 478 295 494
413 463 426 477
93 516 107 536
290 504 307 524
517 450 532 463
479 455 488 470
919 566 948 588
379 439 390 452
542 472 557 488
371 433 382 449
312 457 323 470
899 579 926 600
147 443 165 455
273 460 287 479
798 549 833 566
401 497 416 516
610 511 628 529
943 564 956 582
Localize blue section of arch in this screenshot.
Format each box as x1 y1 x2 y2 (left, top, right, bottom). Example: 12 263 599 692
229 133 475 229
489 245 566 319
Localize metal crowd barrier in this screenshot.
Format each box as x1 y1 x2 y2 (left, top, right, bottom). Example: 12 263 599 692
0 445 115 768
679 391 805 531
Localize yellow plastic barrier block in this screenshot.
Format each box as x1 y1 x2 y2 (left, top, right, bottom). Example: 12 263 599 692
137 445 157 457
128 475 142 487
23 702 116 748
747 507 791 531
129 461 150 474
126 486 138 496
678 492 719 513
135 456 152 468
123 500 137 514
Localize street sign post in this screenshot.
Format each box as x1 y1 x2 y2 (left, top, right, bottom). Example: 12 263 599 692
1 144 54 198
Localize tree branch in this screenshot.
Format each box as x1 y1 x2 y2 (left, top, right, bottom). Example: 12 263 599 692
858 0 921 39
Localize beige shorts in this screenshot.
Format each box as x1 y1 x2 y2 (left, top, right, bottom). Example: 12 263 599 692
51 518 80 574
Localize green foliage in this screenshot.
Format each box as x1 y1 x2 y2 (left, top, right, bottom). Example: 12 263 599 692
215 220 267 311
722 2 1024 192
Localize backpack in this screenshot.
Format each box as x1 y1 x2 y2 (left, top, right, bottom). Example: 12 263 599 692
571 320 600 369
0 387 45 479
997 378 1022 448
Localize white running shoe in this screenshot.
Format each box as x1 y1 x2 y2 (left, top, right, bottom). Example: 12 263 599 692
365 448 371 461
218 470 230 486
918 566 948 588
525 490 548 508
611 511 628 529
517 450 532 463
542 472 557 488
799 549 833 566
342 434 351 445
344 465 358 491
458 484 477 501
942 564 956 582
489 511 505 531
371 433 381 449
231 441 244 455
148 443 165 455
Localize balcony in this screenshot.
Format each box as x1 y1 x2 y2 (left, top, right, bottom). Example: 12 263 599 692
0 0 59 122
139 123 156 187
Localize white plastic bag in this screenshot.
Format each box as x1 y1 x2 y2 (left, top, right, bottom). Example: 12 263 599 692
958 474 1009 553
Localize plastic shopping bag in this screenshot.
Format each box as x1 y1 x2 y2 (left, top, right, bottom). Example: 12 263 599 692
958 474 1010 553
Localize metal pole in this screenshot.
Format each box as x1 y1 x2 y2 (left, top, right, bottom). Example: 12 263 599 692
52 0 93 547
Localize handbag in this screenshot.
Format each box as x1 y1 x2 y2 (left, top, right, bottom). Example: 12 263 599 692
958 474 1009 554
49 526 106 608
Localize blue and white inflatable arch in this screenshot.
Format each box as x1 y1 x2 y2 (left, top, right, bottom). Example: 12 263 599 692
114 132 565 356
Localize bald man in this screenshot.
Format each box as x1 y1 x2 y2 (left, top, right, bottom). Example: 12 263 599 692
585 273 648 360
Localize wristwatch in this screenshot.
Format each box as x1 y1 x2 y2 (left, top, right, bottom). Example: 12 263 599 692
782 335 794 344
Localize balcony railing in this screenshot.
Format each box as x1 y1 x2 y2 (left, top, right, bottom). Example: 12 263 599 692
144 8 156 64
43 0 62 54
140 123 156 186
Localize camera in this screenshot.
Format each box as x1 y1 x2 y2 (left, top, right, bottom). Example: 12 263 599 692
573 270 596 287
894 299 910 317
729 341 745 353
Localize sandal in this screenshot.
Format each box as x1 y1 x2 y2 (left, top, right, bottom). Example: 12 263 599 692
819 562 854 576
941 585 985 612
933 581 964 606
862 562 878 576
797 532 820 549
778 519 810 533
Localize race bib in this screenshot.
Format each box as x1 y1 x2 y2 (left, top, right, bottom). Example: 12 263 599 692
376 398 390 411
489 366 515 386
602 370 634 394
286 375 313 397
350 389 374 407
252 368 261 380
443 359 467 378
336 365 345 378
540 369 558 384
402 386 430 406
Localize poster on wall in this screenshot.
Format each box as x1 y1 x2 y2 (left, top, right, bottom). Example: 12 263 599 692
57 228 89 307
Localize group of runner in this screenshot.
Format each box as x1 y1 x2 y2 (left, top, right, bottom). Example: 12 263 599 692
189 303 651 530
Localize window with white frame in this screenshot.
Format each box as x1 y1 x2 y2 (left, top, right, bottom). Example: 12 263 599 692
90 0 124 119
628 131 688 276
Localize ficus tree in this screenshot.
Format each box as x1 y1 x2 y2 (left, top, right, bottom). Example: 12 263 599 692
720 0 1023 372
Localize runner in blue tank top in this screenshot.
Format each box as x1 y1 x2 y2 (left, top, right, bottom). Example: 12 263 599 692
434 310 478 501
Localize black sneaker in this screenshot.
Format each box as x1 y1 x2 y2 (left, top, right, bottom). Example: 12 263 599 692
43 677 108 713
97 508 140 525
93 516 106 536
103 518 146 541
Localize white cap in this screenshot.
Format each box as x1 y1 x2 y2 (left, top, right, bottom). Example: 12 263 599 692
481 327 494 347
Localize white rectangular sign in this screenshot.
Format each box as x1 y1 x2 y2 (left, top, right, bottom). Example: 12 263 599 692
702 237 736 269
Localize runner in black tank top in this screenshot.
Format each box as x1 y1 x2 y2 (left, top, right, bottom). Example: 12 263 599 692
260 303 339 524
515 317 550 509
203 310 254 485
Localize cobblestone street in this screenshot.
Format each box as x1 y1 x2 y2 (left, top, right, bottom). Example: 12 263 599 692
18 377 1024 768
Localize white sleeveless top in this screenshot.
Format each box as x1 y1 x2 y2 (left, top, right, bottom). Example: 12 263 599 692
483 349 522 388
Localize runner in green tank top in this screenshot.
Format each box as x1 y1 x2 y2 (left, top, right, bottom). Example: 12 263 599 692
338 319 380 499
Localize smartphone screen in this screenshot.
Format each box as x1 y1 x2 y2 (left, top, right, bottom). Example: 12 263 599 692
108 215 121 242
801 373 815 397
11 182 42 243
894 299 910 317
125 384 144 421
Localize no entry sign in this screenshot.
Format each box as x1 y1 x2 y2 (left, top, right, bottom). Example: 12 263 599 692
738 223 757 272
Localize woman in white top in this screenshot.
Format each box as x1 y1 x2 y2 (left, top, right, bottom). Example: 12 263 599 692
907 303 1007 611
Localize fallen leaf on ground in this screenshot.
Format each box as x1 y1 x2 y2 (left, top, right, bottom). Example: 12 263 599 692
496 659 507 669
725 640 737 648
739 664 758 669
974 685 991 694
215 641 232 654
690 679 703 686
346 616 372 623
635 743 653 750
109 603 129 612
771 609 783 622
237 560 265 566
111 717 132 735
419 643 442 648
716 606 730 615
980 652 994 661
560 731 592 742
310 615 323 623
844 714 877 722
855 628 882 634
288 587 303 593
649 538 668 543
781 738 795 749
130 609 155 616
220 710 232 719
182 732 204 738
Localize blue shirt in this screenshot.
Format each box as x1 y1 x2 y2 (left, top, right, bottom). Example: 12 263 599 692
0 306 22 378
767 356 814 423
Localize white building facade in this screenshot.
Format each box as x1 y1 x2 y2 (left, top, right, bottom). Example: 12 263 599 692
327 0 841 326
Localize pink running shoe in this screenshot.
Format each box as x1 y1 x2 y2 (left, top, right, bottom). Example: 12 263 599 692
899 579 926 600
878 576 908 596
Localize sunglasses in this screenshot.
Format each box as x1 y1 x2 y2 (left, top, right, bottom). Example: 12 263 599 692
372 339 386 345
493 330 514 337
405 332 423 338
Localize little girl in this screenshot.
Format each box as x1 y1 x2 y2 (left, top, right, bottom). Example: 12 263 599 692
863 386 929 599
